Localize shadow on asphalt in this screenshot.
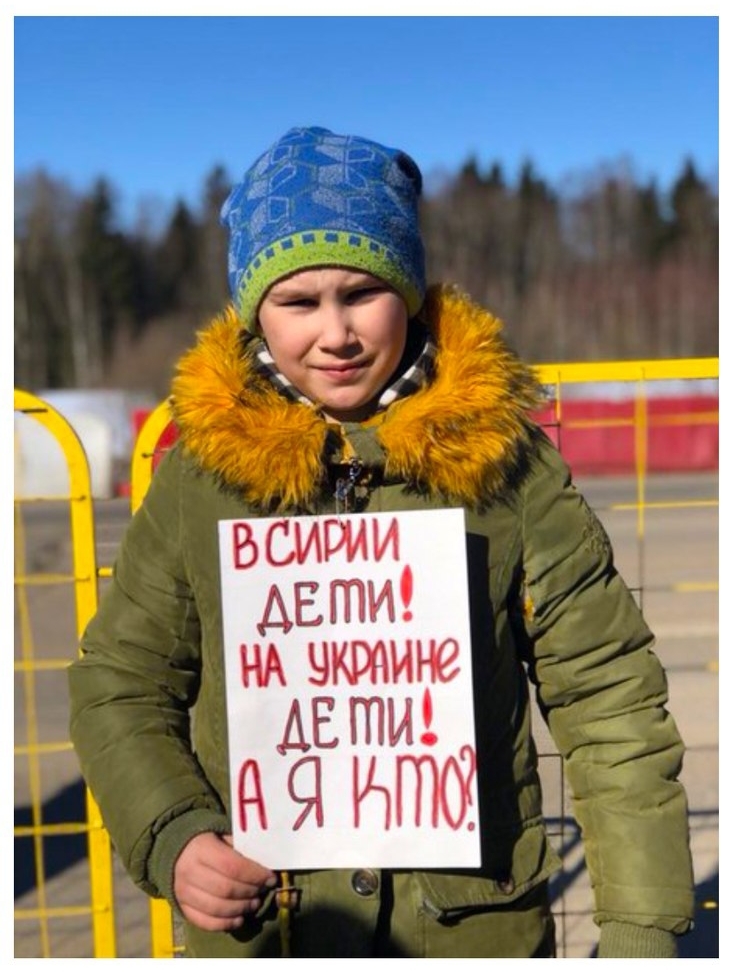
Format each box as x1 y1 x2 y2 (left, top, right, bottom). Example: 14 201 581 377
680 871 719 958
15 777 86 899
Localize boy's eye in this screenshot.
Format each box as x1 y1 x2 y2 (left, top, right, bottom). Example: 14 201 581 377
346 286 384 303
283 297 317 308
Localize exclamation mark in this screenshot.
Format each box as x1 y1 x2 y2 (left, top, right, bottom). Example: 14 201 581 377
420 688 438 746
400 565 413 622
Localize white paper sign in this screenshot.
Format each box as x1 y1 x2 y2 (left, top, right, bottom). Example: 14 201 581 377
218 508 479 869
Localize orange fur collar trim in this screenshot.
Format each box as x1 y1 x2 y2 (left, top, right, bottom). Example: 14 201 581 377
170 284 543 510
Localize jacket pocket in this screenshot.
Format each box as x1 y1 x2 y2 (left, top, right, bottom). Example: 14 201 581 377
416 822 561 919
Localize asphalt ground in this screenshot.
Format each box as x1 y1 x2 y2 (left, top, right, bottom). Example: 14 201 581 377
13 472 719 959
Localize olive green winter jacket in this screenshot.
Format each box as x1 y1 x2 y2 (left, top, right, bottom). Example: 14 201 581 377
68 285 694 957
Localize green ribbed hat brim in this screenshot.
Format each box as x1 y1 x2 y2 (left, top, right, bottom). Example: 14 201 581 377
235 229 425 330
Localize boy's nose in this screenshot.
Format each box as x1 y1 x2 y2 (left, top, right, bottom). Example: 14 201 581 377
318 304 357 349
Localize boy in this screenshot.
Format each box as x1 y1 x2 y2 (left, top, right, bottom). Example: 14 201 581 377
69 126 694 958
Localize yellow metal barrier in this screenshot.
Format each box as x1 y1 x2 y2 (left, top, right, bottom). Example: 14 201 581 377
14 356 718 957
14 389 116 957
129 399 181 958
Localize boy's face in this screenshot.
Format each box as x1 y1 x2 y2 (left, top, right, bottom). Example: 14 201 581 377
258 267 409 423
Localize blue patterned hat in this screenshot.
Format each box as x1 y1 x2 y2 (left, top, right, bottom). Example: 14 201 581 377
221 126 426 330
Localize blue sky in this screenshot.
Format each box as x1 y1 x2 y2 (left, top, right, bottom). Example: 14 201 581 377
12 12 720 227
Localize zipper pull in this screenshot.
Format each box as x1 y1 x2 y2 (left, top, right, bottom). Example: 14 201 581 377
334 458 363 515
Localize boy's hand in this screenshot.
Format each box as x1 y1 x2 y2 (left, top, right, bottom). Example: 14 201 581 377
173 832 277 931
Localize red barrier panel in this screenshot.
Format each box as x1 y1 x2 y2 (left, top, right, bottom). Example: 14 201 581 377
116 411 179 495
132 409 178 463
534 396 718 475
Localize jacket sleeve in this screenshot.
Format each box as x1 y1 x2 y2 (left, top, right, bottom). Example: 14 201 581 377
518 432 694 936
68 447 230 901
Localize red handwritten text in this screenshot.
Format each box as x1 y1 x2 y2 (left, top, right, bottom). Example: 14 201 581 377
240 643 287 688
256 578 396 636
287 756 325 830
232 517 400 570
349 696 414 746
237 759 268 831
352 745 477 830
276 697 339 754
308 637 460 686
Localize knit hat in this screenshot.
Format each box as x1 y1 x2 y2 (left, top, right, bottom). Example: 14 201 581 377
221 126 426 330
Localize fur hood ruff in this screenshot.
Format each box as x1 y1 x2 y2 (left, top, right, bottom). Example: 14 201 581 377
170 284 544 511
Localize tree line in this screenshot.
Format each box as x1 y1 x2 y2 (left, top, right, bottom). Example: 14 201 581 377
14 156 717 396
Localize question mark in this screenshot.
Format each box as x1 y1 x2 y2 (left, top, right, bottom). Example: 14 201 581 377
459 744 477 830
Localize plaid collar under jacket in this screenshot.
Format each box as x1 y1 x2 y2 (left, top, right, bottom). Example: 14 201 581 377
250 323 437 413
